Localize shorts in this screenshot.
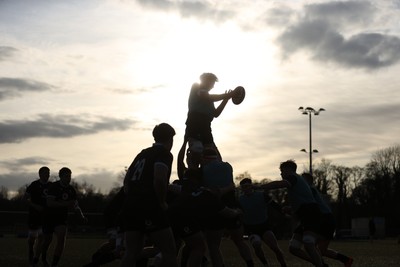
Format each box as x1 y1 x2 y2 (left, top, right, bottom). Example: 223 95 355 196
201 213 242 231
243 221 272 237
185 112 213 145
319 213 336 240
169 211 202 239
42 216 67 234
28 210 44 230
123 204 169 233
295 203 321 234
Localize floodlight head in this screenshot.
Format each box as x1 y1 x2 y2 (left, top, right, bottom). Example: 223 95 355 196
305 107 314 111
298 106 304 110
312 149 319 153
300 148 307 152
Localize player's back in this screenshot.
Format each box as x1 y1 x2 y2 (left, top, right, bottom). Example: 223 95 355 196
124 144 172 202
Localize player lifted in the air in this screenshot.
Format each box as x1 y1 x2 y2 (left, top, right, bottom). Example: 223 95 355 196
184 73 236 158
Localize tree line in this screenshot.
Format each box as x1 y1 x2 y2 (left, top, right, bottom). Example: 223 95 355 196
1 145 399 236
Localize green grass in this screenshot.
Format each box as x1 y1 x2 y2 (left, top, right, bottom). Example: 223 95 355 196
0 235 399 266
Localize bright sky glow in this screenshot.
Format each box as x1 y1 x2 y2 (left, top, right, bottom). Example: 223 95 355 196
1 0 400 194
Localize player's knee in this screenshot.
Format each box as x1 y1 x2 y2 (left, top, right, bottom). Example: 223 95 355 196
28 229 40 239
289 238 302 251
302 234 316 245
249 234 262 247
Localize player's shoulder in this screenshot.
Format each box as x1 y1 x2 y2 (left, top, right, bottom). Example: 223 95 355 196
220 161 233 171
284 174 298 186
28 179 40 187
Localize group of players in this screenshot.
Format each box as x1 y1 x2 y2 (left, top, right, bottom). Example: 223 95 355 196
25 166 86 267
25 73 354 267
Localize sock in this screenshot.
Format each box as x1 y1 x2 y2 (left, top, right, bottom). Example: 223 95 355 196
246 260 255 267
28 247 34 263
32 257 39 264
336 253 349 263
51 255 60 266
136 258 149 267
42 252 47 262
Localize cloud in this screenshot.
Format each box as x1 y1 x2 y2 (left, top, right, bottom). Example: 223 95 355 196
0 114 136 143
0 77 55 101
135 0 235 22
262 5 295 27
0 46 18 61
304 1 375 29
0 157 53 171
276 1 400 69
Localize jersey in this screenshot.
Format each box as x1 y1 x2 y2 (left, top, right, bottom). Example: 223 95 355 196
187 83 215 119
239 191 271 225
124 143 173 206
310 186 332 214
285 174 316 213
26 180 51 211
104 187 125 230
202 160 236 207
45 180 77 223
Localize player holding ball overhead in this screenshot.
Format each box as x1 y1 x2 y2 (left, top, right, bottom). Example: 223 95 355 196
184 73 245 158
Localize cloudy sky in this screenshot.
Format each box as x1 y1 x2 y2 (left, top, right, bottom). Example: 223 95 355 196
1 0 400 195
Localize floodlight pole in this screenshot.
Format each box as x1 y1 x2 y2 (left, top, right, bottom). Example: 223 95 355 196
298 106 325 176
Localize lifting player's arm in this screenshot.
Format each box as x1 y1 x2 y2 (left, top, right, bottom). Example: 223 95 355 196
177 138 188 180
153 162 170 211
260 180 291 191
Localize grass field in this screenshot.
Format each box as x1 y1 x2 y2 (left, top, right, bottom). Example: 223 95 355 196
0 235 399 267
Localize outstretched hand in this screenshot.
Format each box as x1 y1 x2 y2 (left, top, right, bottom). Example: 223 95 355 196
225 89 234 99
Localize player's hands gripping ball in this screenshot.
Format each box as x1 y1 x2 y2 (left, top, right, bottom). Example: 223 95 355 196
232 86 245 105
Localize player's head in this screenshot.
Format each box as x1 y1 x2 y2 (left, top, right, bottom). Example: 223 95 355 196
152 123 175 150
302 172 313 185
199 73 218 90
38 166 50 182
59 167 72 185
279 160 297 177
239 178 253 194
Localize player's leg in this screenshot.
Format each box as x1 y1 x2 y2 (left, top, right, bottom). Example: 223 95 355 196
51 224 67 267
262 231 287 267
302 230 324 267
228 225 254 267
27 229 38 265
204 229 224 267
120 230 145 267
41 224 54 267
149 227 178 267
248 234 269 267
183 231 207 267
31 229 44 267
319 239 353 267
288 233 312 263
28 212 42 266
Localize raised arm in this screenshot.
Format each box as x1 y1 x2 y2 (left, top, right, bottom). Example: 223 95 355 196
260 180 290 191
153 162 170 210
177 138 188 180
